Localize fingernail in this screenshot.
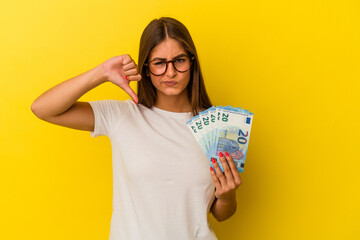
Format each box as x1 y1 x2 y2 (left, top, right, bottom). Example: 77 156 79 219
210 167 214 171
219 152 223 157
125 76 128 80
225 152 229 157
211 158 216 163
133 100 137 104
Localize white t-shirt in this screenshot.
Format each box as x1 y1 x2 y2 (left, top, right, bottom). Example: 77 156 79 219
89 99 217 240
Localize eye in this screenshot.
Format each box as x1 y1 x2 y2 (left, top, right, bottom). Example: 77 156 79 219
153 61 166 66
175 58 186 63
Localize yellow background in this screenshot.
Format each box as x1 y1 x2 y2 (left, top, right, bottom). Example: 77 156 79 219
1 0 359 239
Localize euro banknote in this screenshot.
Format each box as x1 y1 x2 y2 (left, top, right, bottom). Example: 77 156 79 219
186 106 253 173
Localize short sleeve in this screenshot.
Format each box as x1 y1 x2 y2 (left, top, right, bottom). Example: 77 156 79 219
88 100 130 137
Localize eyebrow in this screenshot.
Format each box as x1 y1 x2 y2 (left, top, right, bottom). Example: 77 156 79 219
150 53 187 62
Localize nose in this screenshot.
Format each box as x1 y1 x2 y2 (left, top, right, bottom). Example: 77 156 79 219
165 61 177 77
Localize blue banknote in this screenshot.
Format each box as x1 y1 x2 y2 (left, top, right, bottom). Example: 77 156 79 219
186 106 253 173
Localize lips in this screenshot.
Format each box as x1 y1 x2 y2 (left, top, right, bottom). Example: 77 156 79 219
163 81 177 86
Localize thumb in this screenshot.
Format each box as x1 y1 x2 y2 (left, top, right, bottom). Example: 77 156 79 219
121 84 138 104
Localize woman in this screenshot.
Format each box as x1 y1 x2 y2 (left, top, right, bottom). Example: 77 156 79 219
31 17 242 240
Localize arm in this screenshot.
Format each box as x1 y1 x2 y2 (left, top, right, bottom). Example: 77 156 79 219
31 64 106 131
31 55 141 131
210 195 237 222
209 152 242 222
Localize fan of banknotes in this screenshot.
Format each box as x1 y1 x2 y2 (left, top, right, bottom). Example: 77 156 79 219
186 106 253 173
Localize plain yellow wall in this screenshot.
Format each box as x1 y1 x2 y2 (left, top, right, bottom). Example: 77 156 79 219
1 0 359 239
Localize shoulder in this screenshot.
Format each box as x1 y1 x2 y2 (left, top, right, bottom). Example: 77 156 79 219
88 99 138 116
89 99 133 108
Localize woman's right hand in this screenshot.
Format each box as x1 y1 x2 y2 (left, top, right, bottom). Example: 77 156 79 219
101 55 142 103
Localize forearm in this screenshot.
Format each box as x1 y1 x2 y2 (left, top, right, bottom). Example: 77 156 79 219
211 195 237 222
31 64 107 119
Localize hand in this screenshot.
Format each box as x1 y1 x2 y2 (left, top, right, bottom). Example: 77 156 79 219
210 152 242 202
101 55 142 103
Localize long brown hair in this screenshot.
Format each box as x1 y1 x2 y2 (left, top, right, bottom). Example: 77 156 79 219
137 17 212 116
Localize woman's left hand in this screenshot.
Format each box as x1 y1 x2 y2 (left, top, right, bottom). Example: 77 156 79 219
210 152 242 201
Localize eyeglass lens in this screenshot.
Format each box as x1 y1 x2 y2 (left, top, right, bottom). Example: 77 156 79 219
149 56 192 76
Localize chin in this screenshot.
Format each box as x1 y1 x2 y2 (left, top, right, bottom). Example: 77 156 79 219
164 90 182 96
158 88 184 97
156 84 188 97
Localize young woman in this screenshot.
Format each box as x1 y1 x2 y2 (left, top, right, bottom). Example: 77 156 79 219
31 17 242 240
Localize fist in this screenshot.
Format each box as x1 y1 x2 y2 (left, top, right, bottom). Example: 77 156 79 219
101 54 142 103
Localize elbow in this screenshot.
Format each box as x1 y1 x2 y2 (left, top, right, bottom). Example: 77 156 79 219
214 215 230 222
212 206 237 222
31 101 45 120
212 214 225 222
212 214 223 222
31 101 38 117
214 212 236 222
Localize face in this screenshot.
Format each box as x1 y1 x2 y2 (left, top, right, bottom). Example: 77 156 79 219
147 38 191 98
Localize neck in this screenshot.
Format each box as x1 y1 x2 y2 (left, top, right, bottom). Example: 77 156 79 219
154 91 191 113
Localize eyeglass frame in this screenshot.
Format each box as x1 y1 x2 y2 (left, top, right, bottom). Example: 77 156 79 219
144 54 196 76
